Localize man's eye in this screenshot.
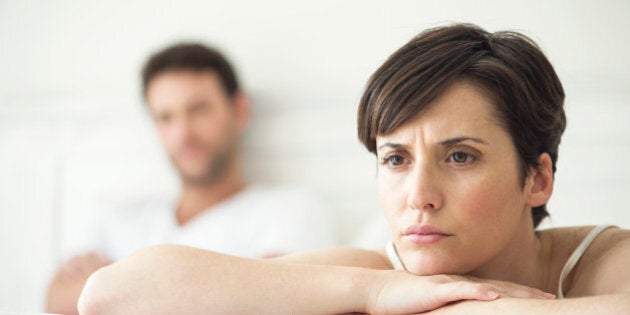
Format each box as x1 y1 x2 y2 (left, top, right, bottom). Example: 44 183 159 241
190 102 210 114
449 151 475 164
383 155 407 167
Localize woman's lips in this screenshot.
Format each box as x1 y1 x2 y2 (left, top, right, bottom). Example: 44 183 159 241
403 225 452 244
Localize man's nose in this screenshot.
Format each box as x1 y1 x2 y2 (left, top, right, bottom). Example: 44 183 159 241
171 117 196 142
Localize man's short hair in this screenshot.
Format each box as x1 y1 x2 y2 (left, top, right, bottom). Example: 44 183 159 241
141 43 240 98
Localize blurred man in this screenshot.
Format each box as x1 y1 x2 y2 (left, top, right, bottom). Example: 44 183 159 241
45 43 337 314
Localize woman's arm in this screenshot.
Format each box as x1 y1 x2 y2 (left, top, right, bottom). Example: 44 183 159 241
569 233 630 297
426 294 630 314
78 245 551 314
427 232 630 314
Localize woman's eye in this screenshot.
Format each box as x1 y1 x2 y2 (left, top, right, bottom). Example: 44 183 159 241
449 151 475 164
383 155 407 167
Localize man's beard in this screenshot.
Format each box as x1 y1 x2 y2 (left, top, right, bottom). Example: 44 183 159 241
171 141 237 186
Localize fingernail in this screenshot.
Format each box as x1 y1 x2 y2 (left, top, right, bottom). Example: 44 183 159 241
486 290 500 299
544 293 556 299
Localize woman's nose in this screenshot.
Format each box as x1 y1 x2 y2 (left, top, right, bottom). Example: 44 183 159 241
406 163 444 212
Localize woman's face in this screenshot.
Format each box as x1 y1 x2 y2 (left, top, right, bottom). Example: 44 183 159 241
376 81 536 275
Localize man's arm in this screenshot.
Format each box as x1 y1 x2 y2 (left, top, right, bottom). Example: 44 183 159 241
78 245 552 315
45 253 110 315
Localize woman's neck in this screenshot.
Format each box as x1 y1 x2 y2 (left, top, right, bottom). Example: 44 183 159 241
467 217 556 294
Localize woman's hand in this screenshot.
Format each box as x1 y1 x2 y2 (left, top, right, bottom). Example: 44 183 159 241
367 272 554 315
79 245 555 315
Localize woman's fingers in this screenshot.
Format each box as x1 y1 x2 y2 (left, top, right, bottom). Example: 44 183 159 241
369 272 555 315
436 281 500 302
487 283 555 299
465 276 555 299
416 275 556 312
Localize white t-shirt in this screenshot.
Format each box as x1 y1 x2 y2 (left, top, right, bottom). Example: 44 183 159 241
68 186 339 261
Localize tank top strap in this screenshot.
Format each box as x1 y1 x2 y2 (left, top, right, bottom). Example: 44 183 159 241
386 241 406 271
557 225 615 298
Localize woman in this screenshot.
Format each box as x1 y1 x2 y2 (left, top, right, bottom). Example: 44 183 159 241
78 24 630 314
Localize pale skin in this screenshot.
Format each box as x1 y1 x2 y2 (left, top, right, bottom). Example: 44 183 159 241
45 253 110 314
373 81 630 312
77 81 630 314
45 70 250 314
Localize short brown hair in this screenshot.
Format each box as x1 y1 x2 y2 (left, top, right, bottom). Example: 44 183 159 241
141 42 239 98
357 23 566 228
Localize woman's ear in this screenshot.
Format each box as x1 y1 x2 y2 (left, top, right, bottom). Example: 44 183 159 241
525 153 554 207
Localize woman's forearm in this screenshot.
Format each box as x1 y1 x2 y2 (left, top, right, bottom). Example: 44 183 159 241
78 244 375 314
428 294 630 315
77 244 554 314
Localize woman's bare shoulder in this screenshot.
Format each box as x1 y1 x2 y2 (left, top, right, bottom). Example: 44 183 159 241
539 225 628 254
272 247 393 270
544 226 630 297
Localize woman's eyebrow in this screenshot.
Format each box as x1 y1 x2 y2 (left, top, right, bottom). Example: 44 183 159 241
377 138 487 150
439 137 488 146
377 143 407 151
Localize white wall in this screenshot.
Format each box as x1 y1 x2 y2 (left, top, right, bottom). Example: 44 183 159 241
1 0 629 311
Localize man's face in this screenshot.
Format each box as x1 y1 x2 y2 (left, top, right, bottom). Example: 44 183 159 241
146 70 242 185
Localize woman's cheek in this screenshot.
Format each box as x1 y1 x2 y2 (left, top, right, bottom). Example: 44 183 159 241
378 173 408 229
455 177 503 220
